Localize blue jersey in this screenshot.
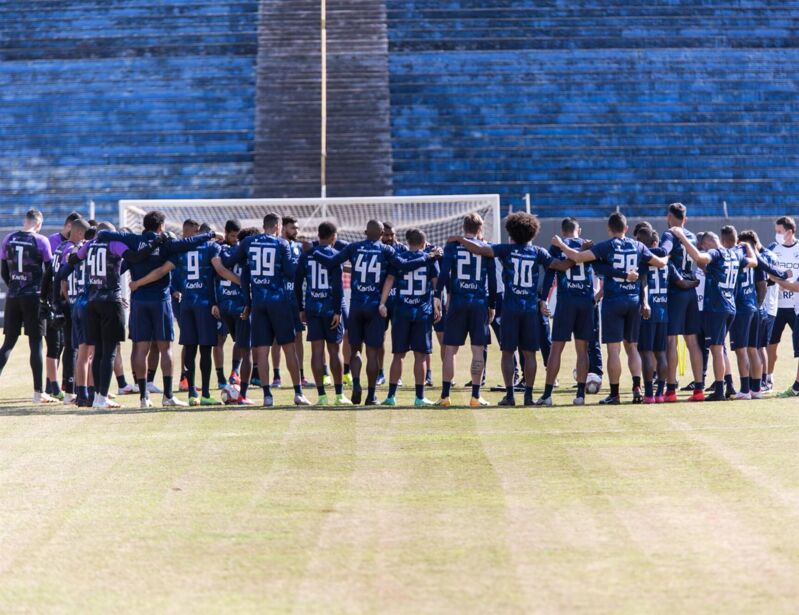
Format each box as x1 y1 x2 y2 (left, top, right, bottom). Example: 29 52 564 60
52 239 76 305
216 244 245 314
733 246 758 313
704 247 746 314
1 230 52 298
492 243 552 313
76 238 127 303
388 250 438 321
284 239 303 301
547 238 594 302
644 262 672 323
385 242 407 309
295 245 344 317
660 228 698 284
591 237 653 302
438 240 497 308
170 240 221 308
224 233 294 306
61 241 87 306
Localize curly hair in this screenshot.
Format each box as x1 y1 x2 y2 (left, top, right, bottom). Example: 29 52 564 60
505 212 540 245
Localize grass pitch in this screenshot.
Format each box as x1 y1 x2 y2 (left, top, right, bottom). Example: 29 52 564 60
1 338 799 613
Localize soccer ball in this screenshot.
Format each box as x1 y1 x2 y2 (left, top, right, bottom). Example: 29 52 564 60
221 384 241 404
586 373 602 395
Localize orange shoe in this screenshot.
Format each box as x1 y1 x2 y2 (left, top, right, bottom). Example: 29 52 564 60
689 389 705 402
179 377 189 392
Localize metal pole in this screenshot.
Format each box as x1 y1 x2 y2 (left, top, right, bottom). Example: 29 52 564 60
88 199 95 220
320 0 327 199
524 193 531 214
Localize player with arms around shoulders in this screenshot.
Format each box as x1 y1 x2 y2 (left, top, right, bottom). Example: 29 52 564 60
294 222 351 406
0 209 57 404
553 212 668 404
378 228 440 407
766 216 799 390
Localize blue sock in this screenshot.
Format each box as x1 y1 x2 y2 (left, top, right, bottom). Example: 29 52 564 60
471 383 481 399
505 385 514 398
352 377 361 390
294 384 302 395
644 380 654 397
415 384 424 399
262 385 272 397
576 382 585 397
750 377 760 393
388 383 398 397
442 381 451 398
740 376 750 394
317 385 325 396
367 386 376 400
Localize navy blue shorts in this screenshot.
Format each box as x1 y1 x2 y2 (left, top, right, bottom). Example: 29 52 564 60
730 309 756 350
758 312 774 349
71 301 89 347
768 307 795 346
307 313 344 344
443 303 490 346
130 299 174 343
552 298 594 342
347 304 386 348
391 317 432 354
638 320 667 352
667 289 701 336
220 309 251 349
251 300 296 347
178 303 218 347
601 300 641 344
703 311 734 346
500 309 540 352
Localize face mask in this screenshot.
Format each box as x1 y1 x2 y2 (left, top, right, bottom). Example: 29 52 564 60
776 232 786 245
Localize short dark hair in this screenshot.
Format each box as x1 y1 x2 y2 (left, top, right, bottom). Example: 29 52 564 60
183 218 200 229
263 212 280 229
635 226 656 248
720 225 737 241
607 212 627 234
238 227 259 241
668 202 686 221
776 216 796 233
143 211 166 232
738 229 759 247
64 211 82 224
71 218 90 233
505 212 539 244
282 216 297 226
383 222 394 231
84 227 97 241
561 217 578 234
97 221 116 232
463 212 483 235
225 219 242 234
318 221 337 240
199 222 212 233
633 221 653 237
405 228 426 247
25 209 43 225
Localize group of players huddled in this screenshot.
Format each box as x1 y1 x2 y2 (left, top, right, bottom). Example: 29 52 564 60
2 203 799 409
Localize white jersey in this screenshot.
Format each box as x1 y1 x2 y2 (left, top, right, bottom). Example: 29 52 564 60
761 247 780 317
770 241 799 310
696 266 706 312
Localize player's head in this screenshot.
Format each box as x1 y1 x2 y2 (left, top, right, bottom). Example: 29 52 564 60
405 228 426 250
199 222 212 234
463 212 483 236
607 212 627 236
666 202 687 228
635 225 657 248
69 217 90 242
699 231 720 250
318 221 337 245
238 227 259 242
720 225 737 248
143 211 166 233
282 216 298 241
61 211 81 235
381 222 396 245
84 227 97 241
97 221 116 232
633 220 653 237
182 218 200 238
561 217 579 237
23 209 43 232
224 219 242 245
738 229 761 250
365 219 383 241
263 212 281 234
505 211 539 245
775 216 796 244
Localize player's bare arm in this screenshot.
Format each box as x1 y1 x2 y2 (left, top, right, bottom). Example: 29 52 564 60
670 226 711 267
130 261 174 292
551 235 595 263
211 256 239 285
378 274 395 318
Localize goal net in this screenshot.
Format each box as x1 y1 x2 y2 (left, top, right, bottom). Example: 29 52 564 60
118 195 502 245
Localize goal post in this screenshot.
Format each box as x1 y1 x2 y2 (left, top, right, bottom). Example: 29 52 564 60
118 194 502 245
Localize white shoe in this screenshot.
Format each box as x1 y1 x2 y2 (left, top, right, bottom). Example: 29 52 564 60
162 396 187 407
535 396 553 407
734 391 751 400
294 394 312 406
140 398 153 409
131 383 140 394
92 395 120 409
146 382 163 394
118 383 136 395
34 392 60 405
107 392 116 399
573 396 585 406
263 395 274 407
63 393 78 405
750 390 767 399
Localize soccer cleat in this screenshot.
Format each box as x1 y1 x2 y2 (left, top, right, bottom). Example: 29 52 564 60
643 396 656 404
146 382 163 394
655 395 666 403
689 390 705 402
250 376 262 387
414 397 435 407
53 390 65 401
179 377 189 392
107 392 116 400
263 395 274 407
201 396 222 406
599 395 620 405
342 373 353 388
140 398 153 409
317 394 329 406
680 382 696 392
237 397 255 406
335 394 353 406
705 392 726 402
425 375 434 387
271 377 282 388
750 390 767 399
189 396 200 407
470 397 490 408
162 396 188 407
663 390 678 403
573 396 585 406
777 386 799 398
632 388 643 404
436 397 452 408
351 386 362 405
376 373 386 386
323 375 332 386
734 391 751 400
118 383 137 395
301 377 312 388
93 397 121 409
77 397 92 408
63 393 78 405
725 387 736 400
294 394 312 406
364 397 379 406
228 371 241 386
217 381 227 391
382 396 397 406
34 392 59 405
705 382 716 392
497 395 516 407
535 396 553 407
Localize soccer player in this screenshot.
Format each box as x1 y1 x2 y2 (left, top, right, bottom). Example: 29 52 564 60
766 216 799 390
295 222 351 406
99 212 217 407
434 213 497 407
750 231 781 391
657 203 706 402
553 212 667 404
377 221 406 386
0 209 57 403
378 228 439 407
310 219 437 405
223 212 310 406
671 227 757 401
130 233 238 406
